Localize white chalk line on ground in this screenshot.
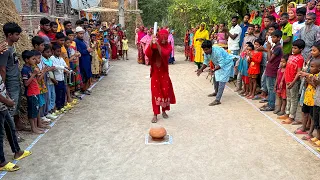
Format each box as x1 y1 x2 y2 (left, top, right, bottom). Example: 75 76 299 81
0 66 113 179
145 134 173 145
225 85 320 159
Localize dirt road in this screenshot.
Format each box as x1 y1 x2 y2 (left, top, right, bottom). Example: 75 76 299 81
3 50 320 180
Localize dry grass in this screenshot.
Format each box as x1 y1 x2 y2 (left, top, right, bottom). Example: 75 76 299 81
0 0 32 124
0 0 32 54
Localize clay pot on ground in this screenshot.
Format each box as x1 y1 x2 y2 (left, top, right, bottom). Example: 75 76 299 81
149 127 167 140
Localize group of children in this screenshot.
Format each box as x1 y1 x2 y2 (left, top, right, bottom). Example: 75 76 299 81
0 16 132 172
235 27 320 151
101 25 129 61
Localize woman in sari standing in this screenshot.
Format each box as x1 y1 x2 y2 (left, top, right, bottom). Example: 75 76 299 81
137 26 146 64
116 25 124 58
194 22 209 70
184 29 190 61
145 29 176 123
140 28 153 65
168 30 175 64
110 35 118 60
189 28 195 62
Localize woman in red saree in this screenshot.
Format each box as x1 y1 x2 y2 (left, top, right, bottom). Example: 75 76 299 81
145 29 176 123
116 25 124 57
110 35 118 60
184 29 190 61
137 26 146 64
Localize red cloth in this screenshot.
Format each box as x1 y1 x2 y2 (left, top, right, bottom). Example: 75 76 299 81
288 8 297 25
276 68 286 99
118 30 124 56
137 43 145 64
316 9 320 26
248 51 262 75
189 46 194 62
137 30 146 43
288 19 297 24
145 29 176 115
242 76 250 84
47 32 56 41
110 40 118 59
285 54 304 83
277 87 287 99
269 5 280 21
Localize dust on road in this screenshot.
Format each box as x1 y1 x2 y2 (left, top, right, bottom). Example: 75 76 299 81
4 50 320 180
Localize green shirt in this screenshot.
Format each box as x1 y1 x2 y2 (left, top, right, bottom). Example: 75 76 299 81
281 23 293 55
252 17 262 25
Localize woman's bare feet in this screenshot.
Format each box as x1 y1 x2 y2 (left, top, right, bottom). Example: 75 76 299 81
162 112 169 119
151 116 158 123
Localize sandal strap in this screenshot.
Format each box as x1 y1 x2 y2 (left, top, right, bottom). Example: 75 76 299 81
0 162 18 171
5 162 16 169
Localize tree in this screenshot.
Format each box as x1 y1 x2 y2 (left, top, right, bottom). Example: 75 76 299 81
138 0 173 27
167 0 261 44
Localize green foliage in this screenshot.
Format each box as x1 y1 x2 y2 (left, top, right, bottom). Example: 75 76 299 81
126 13 137 42
167 0 261 44
138 0 262 45
168 0 235 44
138 0 173 27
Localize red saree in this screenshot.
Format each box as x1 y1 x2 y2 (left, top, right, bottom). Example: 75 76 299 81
110 40 118 60
118 30 124 56
184 33 190 58
137 30 146 64
145 30 176 115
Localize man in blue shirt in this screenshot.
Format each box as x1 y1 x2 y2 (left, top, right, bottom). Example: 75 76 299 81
197 40 234 106
239 14 251 49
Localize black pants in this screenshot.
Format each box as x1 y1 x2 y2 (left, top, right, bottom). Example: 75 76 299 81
313 106 320 129
0 110 21 163
55 81 66 110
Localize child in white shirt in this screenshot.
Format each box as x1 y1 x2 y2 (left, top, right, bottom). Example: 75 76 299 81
49 44 71 112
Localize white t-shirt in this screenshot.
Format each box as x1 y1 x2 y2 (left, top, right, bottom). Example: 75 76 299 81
292 21 305 41
50 55 68 81
228 24 242 51
268 35 283 48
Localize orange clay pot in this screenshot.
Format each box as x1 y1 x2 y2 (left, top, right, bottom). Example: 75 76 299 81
149 127 167 140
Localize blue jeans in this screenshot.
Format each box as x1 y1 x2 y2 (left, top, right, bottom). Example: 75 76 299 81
266 76 276 108
260 67 267 92
47 84 55 112
6 83 21 117
214 81 227 102
0 110 21 163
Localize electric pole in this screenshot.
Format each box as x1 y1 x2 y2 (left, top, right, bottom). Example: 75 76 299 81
119 0 125 27
77 0 81 19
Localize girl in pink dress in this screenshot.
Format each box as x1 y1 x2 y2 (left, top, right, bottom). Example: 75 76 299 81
216 23 228 45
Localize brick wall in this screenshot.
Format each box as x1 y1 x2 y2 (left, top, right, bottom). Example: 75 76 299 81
16 0 74 36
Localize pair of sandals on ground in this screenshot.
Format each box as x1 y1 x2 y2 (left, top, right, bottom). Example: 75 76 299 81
277 114 320 152
152 112 169 123
294 126 320 152
0 150 32 172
